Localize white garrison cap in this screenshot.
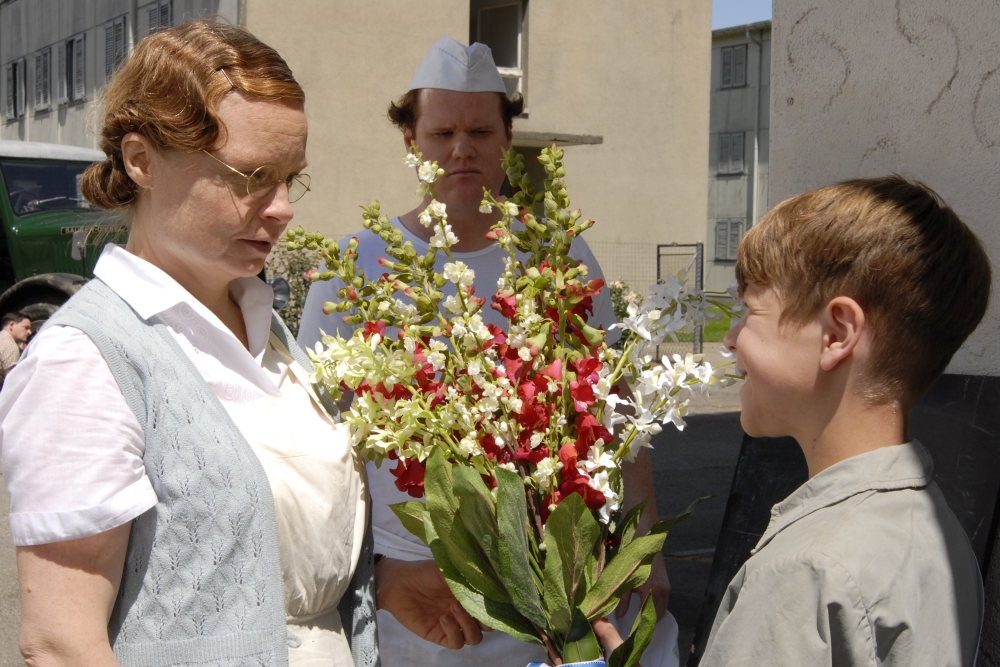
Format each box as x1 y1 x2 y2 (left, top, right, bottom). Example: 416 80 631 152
408 38 508 94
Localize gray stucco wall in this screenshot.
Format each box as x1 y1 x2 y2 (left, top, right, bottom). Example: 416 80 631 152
770 0 1000 377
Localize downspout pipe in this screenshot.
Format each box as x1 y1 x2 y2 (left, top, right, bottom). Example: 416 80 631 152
746 26 763 227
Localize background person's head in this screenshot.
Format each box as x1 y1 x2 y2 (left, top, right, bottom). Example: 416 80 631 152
81 19 308 292
387 39 523 210
734 175 992 410
2 312 31 344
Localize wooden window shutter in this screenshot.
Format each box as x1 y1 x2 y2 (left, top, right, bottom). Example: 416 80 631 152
43 49 51 107
34 53 43 110
728 220 742 260
721 47 733 88
147 5 159 35
733 44 747 87
15 59 25 117
160 1 171 29
731 133 744 173
115 17 126 68
56 41 67 103
5 65 13 119
715 221 729 260
105 23 115 82
73 37 85 101
719 133 731 173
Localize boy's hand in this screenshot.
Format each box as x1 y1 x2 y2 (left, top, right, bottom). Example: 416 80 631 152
593 619 642 665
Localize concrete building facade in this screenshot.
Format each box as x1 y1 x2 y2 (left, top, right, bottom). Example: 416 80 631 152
0 0 238 146
1 0 712 296
705 20 770 292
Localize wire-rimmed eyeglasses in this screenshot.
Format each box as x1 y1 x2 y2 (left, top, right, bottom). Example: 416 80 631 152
201 150 311 203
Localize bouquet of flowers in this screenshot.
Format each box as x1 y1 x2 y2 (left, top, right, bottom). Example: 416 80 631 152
284 145 739 666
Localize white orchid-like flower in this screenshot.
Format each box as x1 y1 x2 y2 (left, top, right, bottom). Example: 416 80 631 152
588 471 620 523
417 161 443 183
443 261 475 287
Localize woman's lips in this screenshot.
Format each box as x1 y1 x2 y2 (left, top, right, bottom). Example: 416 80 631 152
241 239 273 253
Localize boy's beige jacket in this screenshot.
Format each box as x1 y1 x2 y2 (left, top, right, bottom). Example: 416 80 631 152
701 441 983 667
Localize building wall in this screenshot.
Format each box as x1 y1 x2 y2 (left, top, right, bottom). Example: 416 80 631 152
770 0 999 377
705 24 770 292
245 1 711 295
0 0 238 147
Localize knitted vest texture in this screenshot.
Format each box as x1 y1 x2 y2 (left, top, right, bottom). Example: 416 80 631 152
44 279 379 667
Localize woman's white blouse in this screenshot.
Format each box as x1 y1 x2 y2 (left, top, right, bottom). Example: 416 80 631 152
0 245 367 635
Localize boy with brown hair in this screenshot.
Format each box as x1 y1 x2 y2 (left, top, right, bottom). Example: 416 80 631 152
598 176 990 665
709 175 990 665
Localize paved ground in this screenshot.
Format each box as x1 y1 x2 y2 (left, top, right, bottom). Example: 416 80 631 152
0 348 744 666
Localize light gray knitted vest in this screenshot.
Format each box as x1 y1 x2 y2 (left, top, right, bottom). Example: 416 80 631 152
44 278 379 667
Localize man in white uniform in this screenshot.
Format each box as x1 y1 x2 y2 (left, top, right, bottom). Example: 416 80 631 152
298 39 678 666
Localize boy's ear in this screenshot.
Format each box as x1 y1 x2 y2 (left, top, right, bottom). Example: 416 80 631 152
819 296 866 372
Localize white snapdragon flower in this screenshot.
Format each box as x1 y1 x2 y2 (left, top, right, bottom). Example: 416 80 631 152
443 261 475 287
504 201 519 217
403 152 421 167
459 435 483 458
498 462 517 472
467 359 482 377
418 161 442 183
444 294 464 314
518 347 533 362
533 456 563 490
508 325 527 349
428 199 447 218
430 222 459 248
479 201 493 214
418 208 433 227
529 432 544 449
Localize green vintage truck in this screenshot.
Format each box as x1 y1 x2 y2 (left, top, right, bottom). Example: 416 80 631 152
0 140 124 328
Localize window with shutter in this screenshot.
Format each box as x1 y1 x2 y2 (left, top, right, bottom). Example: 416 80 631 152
733 44 747 87
114 18 126 68
34 53 43 110
718 133 731 174
730 132 744 173
720 45 748 89
474 1 524 98
42 49 50 108
147 1 172 36
715 221 730 261
15 59 25 118
56 42 67 103
727 220 742 260
73 36 86 101
5 64 13 119
105 23 115 83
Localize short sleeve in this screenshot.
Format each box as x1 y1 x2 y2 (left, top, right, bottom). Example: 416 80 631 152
0 325 156 546
699 553 874 667
569 235 621 345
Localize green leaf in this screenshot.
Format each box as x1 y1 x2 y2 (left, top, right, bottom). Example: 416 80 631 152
649 494 715 535
423 511 542 645
389 500 429 545
542 493 602 634
562 607 603 663
607 591 658 667
494 467 547 628
424 450 510 603
451 465 501 571
579 532 666 620
609 499 647 561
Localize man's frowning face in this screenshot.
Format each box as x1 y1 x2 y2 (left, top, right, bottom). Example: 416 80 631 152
404 89 512 209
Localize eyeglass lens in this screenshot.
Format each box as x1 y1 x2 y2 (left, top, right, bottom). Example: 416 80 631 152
247 166 311 203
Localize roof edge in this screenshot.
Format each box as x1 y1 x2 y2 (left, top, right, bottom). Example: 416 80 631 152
712 20 771 38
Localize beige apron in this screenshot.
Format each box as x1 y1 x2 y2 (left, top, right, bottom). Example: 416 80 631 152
228 332 368 667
